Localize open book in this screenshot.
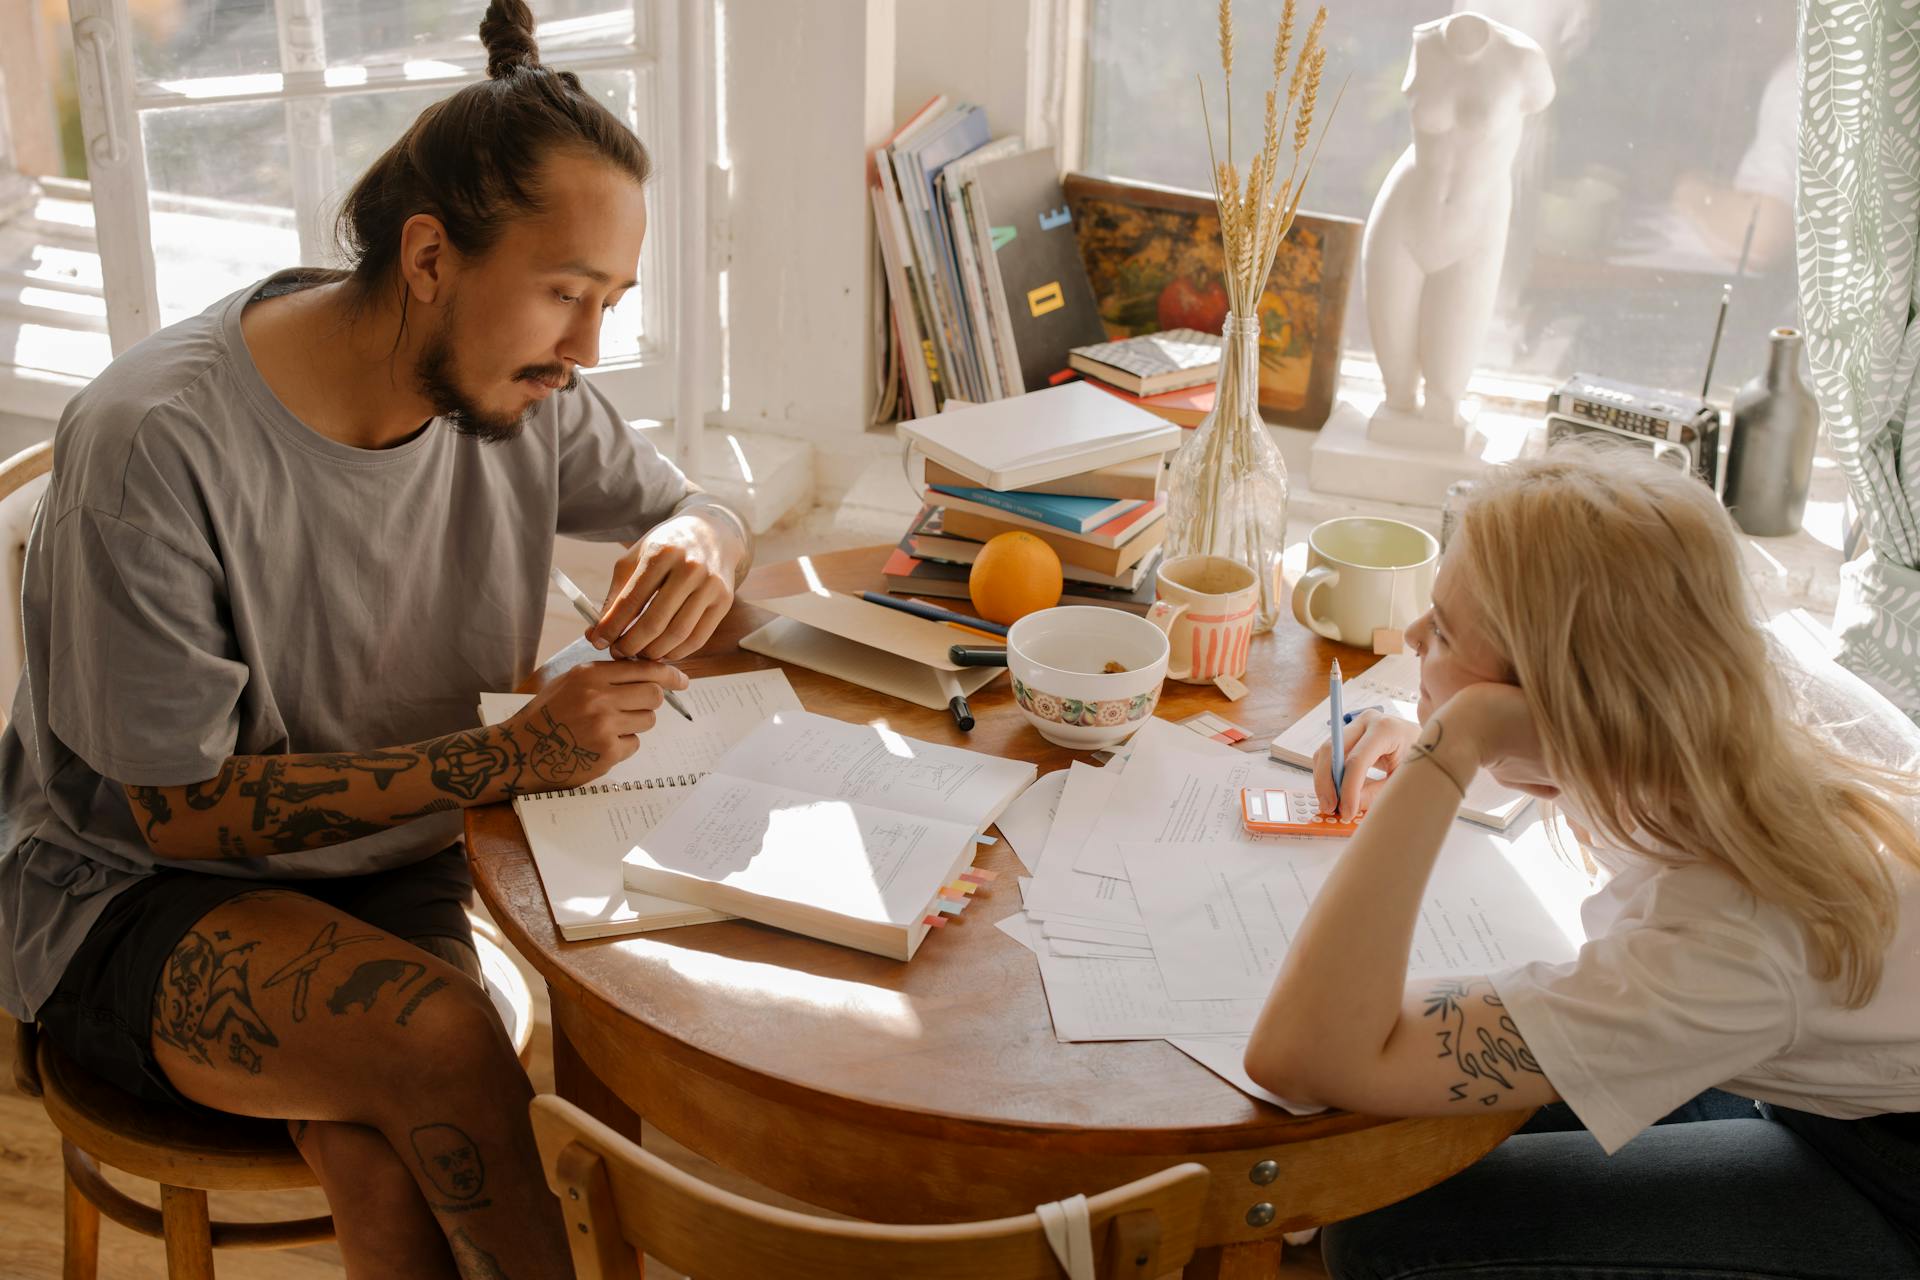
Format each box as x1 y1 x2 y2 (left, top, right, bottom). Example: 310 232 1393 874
1267 652 1534 832
621 711 1037 960
478 664 803 940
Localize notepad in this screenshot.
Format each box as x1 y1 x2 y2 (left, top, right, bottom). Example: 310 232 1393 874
620 711 1036 960
1265 652 1533 831
477 666 804 940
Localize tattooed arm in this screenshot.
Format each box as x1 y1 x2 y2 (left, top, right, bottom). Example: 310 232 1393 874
123 657 688 861
1244 684 1561 1113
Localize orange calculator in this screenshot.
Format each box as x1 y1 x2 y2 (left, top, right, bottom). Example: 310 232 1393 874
1239 787 1361 838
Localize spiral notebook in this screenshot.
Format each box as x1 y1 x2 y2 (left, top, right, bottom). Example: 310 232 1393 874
477 667 804 939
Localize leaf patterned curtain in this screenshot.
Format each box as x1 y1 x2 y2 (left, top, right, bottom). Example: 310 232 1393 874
1797 0 1920 723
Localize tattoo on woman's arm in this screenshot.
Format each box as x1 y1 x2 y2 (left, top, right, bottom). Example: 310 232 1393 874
1422 978 1543 1105
1406 721 1469 797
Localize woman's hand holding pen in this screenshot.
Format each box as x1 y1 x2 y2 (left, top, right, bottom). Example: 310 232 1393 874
1313 710 1420 822
594 514 743 661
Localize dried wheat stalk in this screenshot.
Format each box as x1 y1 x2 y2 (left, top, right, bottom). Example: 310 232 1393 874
1200 0 1340 318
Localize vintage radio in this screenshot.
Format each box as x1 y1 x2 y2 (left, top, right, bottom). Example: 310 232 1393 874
1545 373 1720 489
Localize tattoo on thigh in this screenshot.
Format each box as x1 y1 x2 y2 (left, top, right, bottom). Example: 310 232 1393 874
411 1123 492 1211
449 1227 511 1279
153 930 279 1070
325 959 425 1015
393 976 449 1026
1423 978 1543 1106
289 1119 309 1145
261 921 382 1021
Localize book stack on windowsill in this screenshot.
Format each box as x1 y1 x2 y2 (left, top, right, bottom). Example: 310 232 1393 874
1066 328 1222 428
889 382 1181 614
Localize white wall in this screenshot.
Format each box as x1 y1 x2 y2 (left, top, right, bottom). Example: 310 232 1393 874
892 0 1034 142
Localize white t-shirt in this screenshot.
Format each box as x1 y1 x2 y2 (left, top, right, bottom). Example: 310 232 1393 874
1491 640 1920 1155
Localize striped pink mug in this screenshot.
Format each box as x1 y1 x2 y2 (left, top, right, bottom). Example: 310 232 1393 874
1145 555 1258 684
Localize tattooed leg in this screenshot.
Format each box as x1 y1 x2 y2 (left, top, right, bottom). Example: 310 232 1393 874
149 893 571 1278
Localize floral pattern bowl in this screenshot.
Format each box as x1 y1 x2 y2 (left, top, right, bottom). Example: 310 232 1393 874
1005 606 1170 749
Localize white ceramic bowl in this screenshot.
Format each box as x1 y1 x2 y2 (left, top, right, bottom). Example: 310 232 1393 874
1006 606 1170 749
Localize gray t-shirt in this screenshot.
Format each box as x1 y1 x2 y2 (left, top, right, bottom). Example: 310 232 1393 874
0 276 708 1020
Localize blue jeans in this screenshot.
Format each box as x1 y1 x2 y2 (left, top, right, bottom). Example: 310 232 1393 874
1322 1091 1920 1279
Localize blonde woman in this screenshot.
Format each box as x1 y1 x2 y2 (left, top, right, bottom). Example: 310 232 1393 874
1244 444 1920 1278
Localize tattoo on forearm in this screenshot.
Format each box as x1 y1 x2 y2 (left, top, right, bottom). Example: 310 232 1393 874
1406 722 1469 798
523 708 600 785
394 976 449 1026
261 921 381 1021
182 759 242 811
411 1123 493 1212
127 785 172 840
301 748 420 791
390 798 461 821
428 729 522 801
153 929 279 1072
327 959 424 1015
1423 978 1542 1106
266 807 385 852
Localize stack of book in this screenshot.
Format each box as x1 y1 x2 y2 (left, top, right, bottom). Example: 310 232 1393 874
870 97 1107 418
1067 328 1223 428
887 382 1182 613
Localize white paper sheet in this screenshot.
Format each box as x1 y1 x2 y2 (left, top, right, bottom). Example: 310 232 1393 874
1038 919 1151 947
1035 948 1267 1041
993 768 1068 872
1049 938 1156 959
996 911 1039 953
1165 1035 1325 1114
1120 817 1582 1002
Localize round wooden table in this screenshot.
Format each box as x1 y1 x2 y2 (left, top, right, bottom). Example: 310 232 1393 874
466 546 1523 1276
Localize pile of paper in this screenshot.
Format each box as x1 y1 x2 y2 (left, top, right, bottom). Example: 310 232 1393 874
993 718 1591 1111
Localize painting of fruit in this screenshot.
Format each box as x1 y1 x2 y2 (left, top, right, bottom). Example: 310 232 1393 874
1062 174 1360 428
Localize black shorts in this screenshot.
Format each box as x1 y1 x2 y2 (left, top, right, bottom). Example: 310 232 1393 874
37 844 477 1110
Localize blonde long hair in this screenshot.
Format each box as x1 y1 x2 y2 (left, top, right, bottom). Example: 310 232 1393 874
1456 442 1920 1008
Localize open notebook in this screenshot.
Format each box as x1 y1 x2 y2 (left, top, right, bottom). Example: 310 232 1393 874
1267 652 1534 831
621 711 1037 960
477 667 803 940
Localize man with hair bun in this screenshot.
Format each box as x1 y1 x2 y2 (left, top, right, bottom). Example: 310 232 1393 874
0 1 726 1271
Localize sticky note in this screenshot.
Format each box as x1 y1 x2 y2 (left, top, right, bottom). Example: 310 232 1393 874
923 914 947 928
959 869 998 884
1214 673 1251 701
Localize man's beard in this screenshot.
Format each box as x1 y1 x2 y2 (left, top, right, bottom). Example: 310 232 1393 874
414 306 577 445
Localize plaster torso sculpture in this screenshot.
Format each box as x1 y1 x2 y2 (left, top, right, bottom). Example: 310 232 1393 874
1364 12 1554 439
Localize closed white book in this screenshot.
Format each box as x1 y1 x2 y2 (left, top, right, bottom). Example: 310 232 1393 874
1266 653 1534 832
478 664 804 940
898 381 1181 492
621 711 1036 960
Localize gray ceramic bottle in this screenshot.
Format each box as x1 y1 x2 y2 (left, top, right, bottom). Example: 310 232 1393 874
1722 327 1820 537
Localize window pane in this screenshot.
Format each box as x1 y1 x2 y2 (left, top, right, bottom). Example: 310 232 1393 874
132 1 638 81
1084 0 1800 400
139 66 656 354
141 99 296 322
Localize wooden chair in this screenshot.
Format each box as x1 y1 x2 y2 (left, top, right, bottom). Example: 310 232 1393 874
0 439 53 722
15 928 535 1278
530 1094 1213 1280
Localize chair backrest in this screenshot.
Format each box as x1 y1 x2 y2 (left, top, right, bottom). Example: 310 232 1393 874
0 441 53 725
529 1095 1210 1280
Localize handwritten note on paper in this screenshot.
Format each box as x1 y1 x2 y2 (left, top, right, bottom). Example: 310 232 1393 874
713 711 1033 827
1120 819 1580 1002
1034 946 1266 1041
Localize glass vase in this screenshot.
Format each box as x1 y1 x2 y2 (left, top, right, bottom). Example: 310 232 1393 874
1163 312 1288 633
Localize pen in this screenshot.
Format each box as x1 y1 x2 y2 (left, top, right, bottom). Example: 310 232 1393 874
858 591 1010 637
935 669 975 733
549 565 694 723
1329 659 1345 811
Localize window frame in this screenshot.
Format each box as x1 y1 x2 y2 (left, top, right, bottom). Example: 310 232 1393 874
63 0 679 411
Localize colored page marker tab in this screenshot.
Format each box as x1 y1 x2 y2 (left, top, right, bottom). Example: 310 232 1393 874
923 914 947 928
959 869 998 884
1027 281 1064 317
936 898 967 914
945 881 979 896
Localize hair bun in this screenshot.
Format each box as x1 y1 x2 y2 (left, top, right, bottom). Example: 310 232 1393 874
479 0 541 79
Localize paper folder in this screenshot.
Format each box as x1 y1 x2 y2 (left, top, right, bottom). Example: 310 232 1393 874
739 591 1005 711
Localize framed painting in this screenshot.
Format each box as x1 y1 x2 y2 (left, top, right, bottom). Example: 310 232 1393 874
1062 174 1360 429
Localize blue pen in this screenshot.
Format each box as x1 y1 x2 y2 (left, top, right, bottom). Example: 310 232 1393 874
1329 659 1345 810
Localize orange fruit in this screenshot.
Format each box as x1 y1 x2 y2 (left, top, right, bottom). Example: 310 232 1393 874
968 531 1063 624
